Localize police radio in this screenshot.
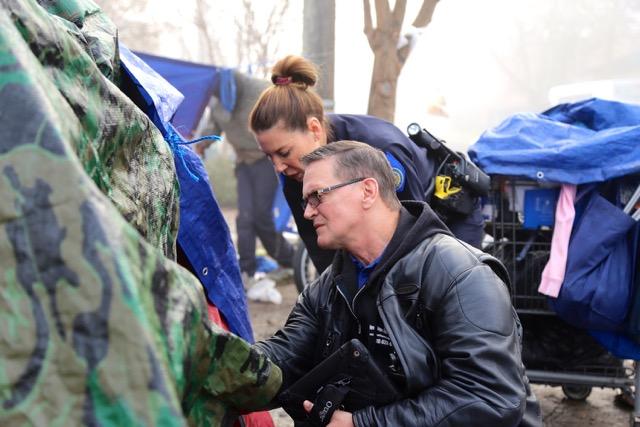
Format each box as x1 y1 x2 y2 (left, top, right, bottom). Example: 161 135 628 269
407 123 490 216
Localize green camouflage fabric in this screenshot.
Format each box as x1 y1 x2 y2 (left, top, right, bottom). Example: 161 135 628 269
9 0 178 259
0 0 281 426
36 0 119 81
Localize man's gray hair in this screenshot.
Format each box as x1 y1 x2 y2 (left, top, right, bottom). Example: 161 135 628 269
301 140 402 210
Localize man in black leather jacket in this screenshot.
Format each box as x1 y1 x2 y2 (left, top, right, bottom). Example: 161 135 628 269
254 141 540 426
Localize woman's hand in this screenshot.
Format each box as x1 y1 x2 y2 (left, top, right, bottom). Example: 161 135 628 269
303 400 354 427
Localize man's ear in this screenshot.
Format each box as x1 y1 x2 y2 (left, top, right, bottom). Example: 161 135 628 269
361 178 379 209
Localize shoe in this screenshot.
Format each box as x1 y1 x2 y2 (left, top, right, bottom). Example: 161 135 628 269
255 255 278 273
246 278 282 304
241 271 256 291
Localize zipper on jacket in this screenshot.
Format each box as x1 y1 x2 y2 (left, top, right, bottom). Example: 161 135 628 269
415 303 424 331
322 332 334 358
336 285 365 335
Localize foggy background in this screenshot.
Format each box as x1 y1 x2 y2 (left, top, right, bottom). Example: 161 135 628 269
96 0 640 152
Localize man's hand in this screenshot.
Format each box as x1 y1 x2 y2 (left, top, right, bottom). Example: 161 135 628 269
303 400 354 427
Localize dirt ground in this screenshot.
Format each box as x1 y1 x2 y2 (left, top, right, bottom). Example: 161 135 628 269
248 281 635 427
222 208 636 426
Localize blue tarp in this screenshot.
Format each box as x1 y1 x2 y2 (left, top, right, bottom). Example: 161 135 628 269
469 98 640 184
119 49 254 342
173 139 254 342
472 98 640 358
134 51 218 138
120 46 184 131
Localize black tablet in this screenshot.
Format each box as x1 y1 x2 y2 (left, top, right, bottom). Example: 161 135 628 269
279 338 401 414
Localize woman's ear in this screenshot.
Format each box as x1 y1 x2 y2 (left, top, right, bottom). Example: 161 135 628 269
307 117 324 142
361 178 379 208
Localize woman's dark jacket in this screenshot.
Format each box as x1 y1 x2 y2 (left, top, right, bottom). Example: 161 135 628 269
255 201 536 426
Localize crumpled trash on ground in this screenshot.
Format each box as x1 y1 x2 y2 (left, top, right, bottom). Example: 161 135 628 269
246 277 283 304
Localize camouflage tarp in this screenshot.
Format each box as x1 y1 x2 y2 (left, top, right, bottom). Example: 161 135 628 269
0 0 281 425
16 0 179 258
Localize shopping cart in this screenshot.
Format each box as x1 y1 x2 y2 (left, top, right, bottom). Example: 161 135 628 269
484 176 640 425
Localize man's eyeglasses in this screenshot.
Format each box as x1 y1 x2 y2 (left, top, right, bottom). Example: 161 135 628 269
301 177 366 211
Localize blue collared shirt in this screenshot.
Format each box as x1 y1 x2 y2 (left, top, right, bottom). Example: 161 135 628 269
350 253 383 289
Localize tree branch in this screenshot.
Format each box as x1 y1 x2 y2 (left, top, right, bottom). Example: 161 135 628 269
392 0 407 31
363 0 375 47
374 0 391 29
412 0 438 28
265 0 289 37
194 0 222 63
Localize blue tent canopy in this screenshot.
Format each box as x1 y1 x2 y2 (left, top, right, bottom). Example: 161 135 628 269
134 51 219 138
469 98 640 184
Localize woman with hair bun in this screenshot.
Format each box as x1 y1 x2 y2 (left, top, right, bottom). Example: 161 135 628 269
249 55 483 274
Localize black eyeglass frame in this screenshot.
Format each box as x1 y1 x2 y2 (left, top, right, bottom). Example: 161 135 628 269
301 177 367 211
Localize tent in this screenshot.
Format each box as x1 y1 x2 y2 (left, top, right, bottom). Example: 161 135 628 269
0 1 280 425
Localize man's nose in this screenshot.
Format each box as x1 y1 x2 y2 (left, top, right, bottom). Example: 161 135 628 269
303 203 316 220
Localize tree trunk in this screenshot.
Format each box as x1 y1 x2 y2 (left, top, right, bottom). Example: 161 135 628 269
364 0 438 122
368 38 402 121
303 0 336 111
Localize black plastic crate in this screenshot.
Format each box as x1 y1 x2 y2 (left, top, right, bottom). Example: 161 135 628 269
484 178 555 314
482 176 636 398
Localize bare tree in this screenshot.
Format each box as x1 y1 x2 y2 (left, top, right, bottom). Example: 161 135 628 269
235 0 290 77
193 0 225 63
192 0 289 74
94 0 170 53
363 0 438 121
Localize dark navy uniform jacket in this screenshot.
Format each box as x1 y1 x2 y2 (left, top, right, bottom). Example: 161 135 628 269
282 114 483 273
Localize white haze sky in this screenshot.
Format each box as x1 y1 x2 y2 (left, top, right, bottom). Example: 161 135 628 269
137 0 640 151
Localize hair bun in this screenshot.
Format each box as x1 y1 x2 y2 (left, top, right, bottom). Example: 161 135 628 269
271 55 318 88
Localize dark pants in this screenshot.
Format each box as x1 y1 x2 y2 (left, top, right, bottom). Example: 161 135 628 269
236 157 294 276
